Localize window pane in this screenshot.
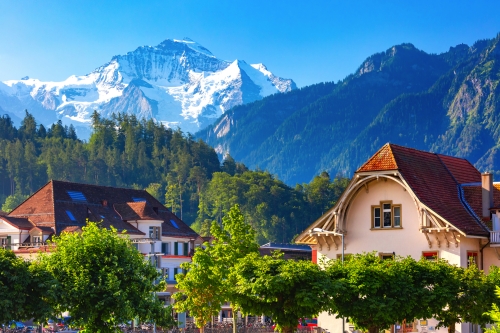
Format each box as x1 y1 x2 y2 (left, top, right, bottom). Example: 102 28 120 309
383 211 392 227
383 204 391 211
394 206 401 227
374 208 381 228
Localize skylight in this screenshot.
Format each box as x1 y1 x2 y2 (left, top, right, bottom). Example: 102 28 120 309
67 191 87 202
66 210 77 221
170 219 180 229
132 197 146 202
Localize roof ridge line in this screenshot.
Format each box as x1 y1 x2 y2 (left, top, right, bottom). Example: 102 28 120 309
51 179 149 193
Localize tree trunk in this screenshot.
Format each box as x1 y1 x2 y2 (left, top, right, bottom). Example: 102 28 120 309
282 326 294 333
232 307 237 333
448 323 455 333
200 325 204 333
368 326 380 333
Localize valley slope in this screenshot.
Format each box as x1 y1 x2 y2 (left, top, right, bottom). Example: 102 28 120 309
197 34 500 185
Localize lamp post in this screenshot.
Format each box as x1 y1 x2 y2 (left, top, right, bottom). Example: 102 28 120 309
310 227 345 333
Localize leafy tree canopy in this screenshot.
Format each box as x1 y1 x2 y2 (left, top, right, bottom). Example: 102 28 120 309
38 221 168 333
0 249 55 324
233 252 333 333
326 253 459 333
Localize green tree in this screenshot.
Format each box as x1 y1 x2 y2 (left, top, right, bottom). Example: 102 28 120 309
2 193 29 212
38 221 167 333
0 249 55 325
485 286 500 333
433 265 500 333
174 205 259 333
326 253 456 333
233 252 333 333
173 241 225 333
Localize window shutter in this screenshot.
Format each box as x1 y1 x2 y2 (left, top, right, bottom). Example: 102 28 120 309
6 236 11 250
183 242 189 256
174 268 178 279
174 242 178 255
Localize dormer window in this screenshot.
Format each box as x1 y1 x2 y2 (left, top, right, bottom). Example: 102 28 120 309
67 191 87 202
372 201 402 229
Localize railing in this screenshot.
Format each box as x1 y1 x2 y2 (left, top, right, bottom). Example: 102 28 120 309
18 242 48 248
491 231 500 244
1 242 48 249
131 238 157 244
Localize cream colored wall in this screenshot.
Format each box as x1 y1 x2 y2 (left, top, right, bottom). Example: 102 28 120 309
318 179 459 261
316 178 480 333
483 247 500 274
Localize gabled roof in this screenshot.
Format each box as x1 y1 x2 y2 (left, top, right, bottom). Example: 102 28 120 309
0 215 34 230
114 202 160 221
356 143 487 236
357 143 398 172
8 180 199 238
30 226 54 234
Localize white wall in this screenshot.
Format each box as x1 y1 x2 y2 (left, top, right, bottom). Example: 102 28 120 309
316 178 480 333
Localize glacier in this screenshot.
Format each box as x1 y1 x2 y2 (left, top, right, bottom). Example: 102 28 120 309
0 38 296 139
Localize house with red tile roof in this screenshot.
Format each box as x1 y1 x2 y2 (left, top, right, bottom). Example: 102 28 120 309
0 180 202 298
295 143 499 333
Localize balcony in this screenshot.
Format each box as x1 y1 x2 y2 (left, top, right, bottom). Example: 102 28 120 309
491 231 500 246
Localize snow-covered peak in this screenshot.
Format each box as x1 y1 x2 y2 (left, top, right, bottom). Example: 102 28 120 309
0 38 296 139
172 38 215 58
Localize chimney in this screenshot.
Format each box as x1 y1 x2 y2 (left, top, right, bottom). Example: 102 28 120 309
482 172 493 219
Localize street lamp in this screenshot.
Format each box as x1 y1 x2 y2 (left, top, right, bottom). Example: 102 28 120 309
309 227 345 333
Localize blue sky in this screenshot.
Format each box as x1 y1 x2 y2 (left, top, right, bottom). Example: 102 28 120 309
1 0 499 87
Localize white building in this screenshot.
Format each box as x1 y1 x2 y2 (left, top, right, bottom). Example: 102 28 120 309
0 179 202 299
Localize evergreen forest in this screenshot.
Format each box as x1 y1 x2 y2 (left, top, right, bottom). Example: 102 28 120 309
0 111 348 243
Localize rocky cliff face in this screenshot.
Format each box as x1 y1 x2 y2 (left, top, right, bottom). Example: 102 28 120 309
0 38 296 138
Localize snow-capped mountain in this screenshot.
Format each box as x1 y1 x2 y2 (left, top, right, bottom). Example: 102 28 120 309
0 38 296 138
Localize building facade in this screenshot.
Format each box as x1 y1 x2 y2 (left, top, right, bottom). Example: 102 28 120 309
296 143 500 333
0 180 201 299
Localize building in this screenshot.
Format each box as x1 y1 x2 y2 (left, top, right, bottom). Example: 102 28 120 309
0 180 201 299
259 242 312 261
295 143 500 333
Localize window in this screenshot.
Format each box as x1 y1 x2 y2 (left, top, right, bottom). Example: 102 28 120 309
372 201 402 229
149 226 161 240
132 197 146 202
0 236 11 250
161 242 170 255
174 242 189 256
170 219 180 229
162 268 170 281
32 235 42 244
66 210 77 221
67 191 87 202
422 251 439 262
379 252 395 260
373 207 381 228
467 251 478 267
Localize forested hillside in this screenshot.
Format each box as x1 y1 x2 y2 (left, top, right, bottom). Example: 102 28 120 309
0 112 348 243
198 34 500 184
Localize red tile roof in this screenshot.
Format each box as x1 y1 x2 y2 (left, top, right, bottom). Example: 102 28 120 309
357 143 488 237
8 180 199 238
358 144 398 172
30 226 55 234
114 202 160 221
0 215 34 230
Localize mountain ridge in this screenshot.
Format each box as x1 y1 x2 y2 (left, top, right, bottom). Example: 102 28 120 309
0 38 296 139
197 34 500 185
